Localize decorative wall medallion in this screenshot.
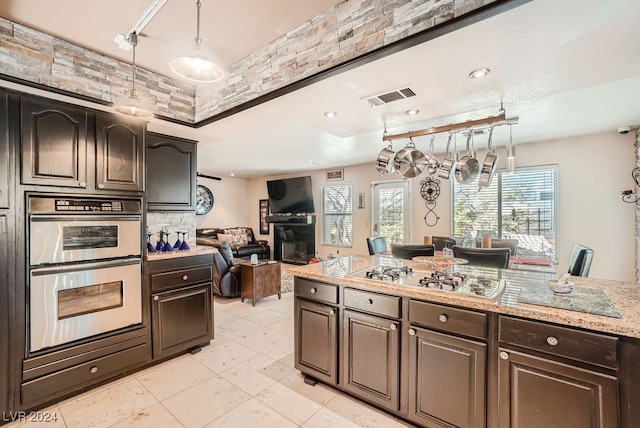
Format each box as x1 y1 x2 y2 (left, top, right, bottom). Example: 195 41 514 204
420 177 440 226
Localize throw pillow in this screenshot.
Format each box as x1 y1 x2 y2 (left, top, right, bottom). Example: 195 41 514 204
217 233 235 246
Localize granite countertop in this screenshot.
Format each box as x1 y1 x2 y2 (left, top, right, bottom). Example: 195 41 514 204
287 255 640 340
145 245 217 261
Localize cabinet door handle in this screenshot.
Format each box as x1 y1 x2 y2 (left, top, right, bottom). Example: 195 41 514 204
182 275 188 281
438 314 448 323
500 351 509 360
310 287 317 294
365 299 373 305
79 181 87 188
390 324 397 331
153 295 159 301
408 329 416 336
546 336 559 346
98 183 105 189
90 366 98 374
329 309 335 316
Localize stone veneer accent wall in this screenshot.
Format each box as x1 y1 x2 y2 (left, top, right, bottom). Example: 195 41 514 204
146 212 197 250
0 0 500 123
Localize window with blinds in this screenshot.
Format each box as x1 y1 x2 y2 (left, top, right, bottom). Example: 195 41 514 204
452 166 558 260
322 183 353 247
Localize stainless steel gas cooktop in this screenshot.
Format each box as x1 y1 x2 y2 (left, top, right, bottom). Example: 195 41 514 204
348 263 506 302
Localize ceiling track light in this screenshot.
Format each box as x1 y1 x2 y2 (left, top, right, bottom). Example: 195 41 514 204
171 0 224 83
113 33 153 118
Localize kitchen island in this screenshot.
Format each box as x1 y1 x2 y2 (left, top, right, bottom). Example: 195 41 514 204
287 255 640 428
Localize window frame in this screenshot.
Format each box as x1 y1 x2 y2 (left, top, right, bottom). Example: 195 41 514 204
321 181 353 248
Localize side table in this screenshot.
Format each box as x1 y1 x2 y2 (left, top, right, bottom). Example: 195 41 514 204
240 261 282 306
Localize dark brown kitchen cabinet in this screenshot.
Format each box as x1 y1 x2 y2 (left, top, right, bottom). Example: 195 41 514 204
294 298 338 386
342 309 400 412
497 316 619 428
146 132 197 211
0 90 10 208
408 326 486 428
148 255 214 361
95 112 145 192
20 95 88 188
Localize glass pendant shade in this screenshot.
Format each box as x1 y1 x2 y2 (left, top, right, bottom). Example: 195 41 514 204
172 0 223 83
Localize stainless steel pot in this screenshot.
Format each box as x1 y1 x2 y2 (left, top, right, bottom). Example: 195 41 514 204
375 143 396 175
425 135 440 175
438 133 457 179
478 127 499 188
394 138 427 178
455 132 479 184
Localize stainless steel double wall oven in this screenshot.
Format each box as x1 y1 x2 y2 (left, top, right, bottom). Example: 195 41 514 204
27 195 143 353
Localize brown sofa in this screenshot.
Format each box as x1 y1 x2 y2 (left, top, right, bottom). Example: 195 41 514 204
196 227 271 260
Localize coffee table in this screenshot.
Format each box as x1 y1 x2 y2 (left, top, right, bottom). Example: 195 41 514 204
240 261 282 306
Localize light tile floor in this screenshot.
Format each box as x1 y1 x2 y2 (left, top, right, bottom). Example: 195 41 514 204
7 292 416 428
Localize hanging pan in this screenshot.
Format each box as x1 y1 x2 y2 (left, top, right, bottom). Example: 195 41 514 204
454 131 480 184
425 135 440 175
394 137 427 178
375 142 396 175
437 133 457 179
478 126 499 188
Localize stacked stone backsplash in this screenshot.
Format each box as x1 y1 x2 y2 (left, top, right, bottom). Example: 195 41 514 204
146 212 197 250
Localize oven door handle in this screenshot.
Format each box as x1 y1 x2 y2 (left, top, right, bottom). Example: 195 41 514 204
30 258 141 276
30 215 141 222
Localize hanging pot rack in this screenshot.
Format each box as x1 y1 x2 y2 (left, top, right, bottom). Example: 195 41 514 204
382 112 518 142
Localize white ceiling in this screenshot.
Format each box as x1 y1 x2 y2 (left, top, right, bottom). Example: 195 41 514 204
2 0 640 178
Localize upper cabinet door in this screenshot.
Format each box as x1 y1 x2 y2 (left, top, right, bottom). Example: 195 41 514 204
95 112 145 192
21 96 88 188
146 132 197 211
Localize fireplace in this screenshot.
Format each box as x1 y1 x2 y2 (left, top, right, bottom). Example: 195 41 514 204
270 215 316 265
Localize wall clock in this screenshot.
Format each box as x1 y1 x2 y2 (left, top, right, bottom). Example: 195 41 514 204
196 184 214 215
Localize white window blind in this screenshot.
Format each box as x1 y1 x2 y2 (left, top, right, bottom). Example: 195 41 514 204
453 166 557 260
322 183 353 247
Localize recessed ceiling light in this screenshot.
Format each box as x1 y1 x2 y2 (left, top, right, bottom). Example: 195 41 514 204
323 111 337 118
229 172 235 177
405 109 420 116
469 68 491 79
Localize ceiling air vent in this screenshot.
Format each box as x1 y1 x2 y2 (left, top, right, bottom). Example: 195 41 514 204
366 87 416 107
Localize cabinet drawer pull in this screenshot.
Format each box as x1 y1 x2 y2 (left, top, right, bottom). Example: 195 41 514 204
390 324 397 331
79 181 87 188
98 183 105 189
365 298 373 305
438 314 448 323
408 329 416 336
90 366 98 374
310 287 317 294
182 275 188 281
546 336 559 346
153 295 159 301
329 309 335 316
500 351 509 360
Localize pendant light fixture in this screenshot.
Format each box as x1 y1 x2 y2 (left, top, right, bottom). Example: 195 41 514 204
171 0 223 83
113 32 153 118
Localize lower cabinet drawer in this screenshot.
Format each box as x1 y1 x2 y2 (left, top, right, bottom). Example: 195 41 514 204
21 344 147 407
295 278 338 304
499 316 618 369
409 300 487 340
344 288 401 319
151 266 212 292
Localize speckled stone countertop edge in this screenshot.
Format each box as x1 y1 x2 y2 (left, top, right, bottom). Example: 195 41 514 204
287 256 640 340
145 245 217 261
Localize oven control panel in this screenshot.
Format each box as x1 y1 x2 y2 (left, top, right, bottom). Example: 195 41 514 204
55 199 123 212
28 196 141 215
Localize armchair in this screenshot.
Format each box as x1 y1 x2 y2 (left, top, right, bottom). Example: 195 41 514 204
212 242 242 297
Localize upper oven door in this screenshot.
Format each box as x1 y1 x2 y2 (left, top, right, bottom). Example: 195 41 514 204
29 215 141 266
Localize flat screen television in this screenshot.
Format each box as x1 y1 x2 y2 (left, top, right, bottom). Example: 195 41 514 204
266 176 314 214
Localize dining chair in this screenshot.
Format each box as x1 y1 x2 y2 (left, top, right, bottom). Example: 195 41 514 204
432 236 457 251
390 244 435 260
490 238 518 257
451 245 511 269
366 237 389 255
567 244 593 277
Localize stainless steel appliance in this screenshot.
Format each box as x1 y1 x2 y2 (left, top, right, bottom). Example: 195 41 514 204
27 196 143 352
348 262 506 302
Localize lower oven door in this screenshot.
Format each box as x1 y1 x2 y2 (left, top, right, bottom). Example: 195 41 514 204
29 258 142 352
